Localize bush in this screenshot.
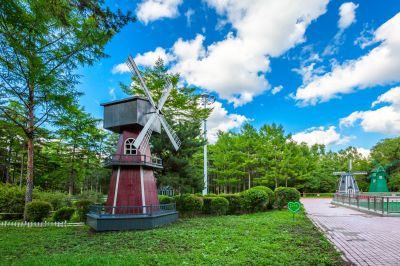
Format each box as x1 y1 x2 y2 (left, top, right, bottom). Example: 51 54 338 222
174 194 203 215
158 195 175 204
74 200 93 222
241 188 269 212
34 191 71 210
220 194 243 214
25 201 52 222
210 197 229 215
252 186 274 209
202 197 213 214
274 187 301 209
74 191 104 204
0 184 25 220
53 207 75 222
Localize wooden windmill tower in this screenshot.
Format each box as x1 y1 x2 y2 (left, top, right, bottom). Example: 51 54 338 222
334 159 367 194
101 55 181 214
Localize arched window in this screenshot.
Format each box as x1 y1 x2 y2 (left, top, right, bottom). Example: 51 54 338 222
124 138 137 155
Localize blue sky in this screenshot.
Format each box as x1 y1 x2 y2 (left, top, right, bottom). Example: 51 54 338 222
77 0 400 155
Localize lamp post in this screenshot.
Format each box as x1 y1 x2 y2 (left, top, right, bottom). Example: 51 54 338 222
201 93 215 196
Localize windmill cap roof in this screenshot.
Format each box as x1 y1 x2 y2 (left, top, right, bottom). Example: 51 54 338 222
100 96 149 107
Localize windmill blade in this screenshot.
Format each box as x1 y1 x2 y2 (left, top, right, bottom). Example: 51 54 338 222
159 115 181 151
352 171 368 175
126 55 157 108
138 128 153 155
157 81 172 111
133 113 157 149
333 172 346 176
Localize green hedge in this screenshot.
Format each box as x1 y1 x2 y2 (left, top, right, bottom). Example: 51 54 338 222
158 195 175 204
74 200 93 221
210 197 229 215
34 191 71 210
274 187 301 209
25 201 52 222
202 197 213 214
251 186 274 209
0 184 25 220
174 194 203 215
219 194 243 214
241 187 270 212
53 207 75 222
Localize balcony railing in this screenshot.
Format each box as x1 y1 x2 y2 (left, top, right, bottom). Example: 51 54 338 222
332 193 400 215
88 203 176 217
104 154 163 168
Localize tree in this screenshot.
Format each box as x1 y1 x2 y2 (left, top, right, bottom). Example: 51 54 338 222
0 0 134 217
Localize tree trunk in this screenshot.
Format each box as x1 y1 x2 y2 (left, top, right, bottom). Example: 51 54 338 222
248 172 251 189
275 177 278 189
69 145 76 195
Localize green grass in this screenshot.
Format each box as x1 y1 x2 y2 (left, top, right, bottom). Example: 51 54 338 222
0 211 344 266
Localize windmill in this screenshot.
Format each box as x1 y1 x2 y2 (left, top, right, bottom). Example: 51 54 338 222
368 160 400 192
333 159 368 194
88 55 180 230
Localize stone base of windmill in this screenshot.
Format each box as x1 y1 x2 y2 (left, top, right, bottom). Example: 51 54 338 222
86 210 178 231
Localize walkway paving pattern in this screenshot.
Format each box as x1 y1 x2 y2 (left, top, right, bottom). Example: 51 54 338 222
302 198 400 266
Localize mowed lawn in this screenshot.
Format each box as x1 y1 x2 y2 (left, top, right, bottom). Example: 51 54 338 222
0 211 344 266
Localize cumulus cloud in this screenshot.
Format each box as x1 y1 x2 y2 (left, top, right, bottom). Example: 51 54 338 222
136 0 183 24
340 87 400 134
111 48 172 74
338 2 359 30
291 126 352 146
356 147 370 158
271 85 283 95
207 101 249 143
294 12 400 105
131 0 329 107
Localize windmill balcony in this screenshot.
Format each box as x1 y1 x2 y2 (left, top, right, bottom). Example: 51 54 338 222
104 154 163 169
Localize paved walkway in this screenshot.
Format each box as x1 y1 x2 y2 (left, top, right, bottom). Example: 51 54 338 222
302 198 400 266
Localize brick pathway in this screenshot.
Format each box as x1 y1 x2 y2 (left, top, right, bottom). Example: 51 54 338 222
302 198 400 266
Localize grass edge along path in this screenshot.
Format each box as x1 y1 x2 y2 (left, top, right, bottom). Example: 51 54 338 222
0 210 344 266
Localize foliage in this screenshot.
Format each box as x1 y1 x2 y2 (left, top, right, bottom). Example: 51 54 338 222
202 197 213 214
274 187 301 209
158 195 175 204
209 197 229 215
25 201 52 222
33 191 71 210
0 211 344 265
240 188 269 212
219 194 243 214
74 200 93 222
251 186 274 209
53 207 75 222
0 184 25 219
174 194 203 215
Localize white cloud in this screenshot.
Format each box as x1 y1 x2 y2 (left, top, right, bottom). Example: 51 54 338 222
354 24 376 49
137 0 329 107
207 101 249 143
184 8 195 27
136 0 183 24
338 2 359 30
356 147 370 158
111 48 172 74
111 63 130 74
271 85 283 95
294 13 400 105
291 126 352 146
108 88 116 100
340 87 400 134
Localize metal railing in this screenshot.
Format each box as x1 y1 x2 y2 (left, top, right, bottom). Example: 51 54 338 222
104 154 162 167
88 203 176 217
333 193 400 214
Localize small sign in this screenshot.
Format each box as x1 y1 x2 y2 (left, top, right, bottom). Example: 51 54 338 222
288 201 300 221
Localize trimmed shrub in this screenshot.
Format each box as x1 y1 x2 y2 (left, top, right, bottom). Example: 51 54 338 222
252 186 274 209
74 200 93 222
158 195 175 204
210 197 229 215
274 187 301 209
0 184 25 220
241 188 269 212
174 194 203 215
202 197 213 214
25 201 52 222
34 191 71 210
220 194 243 214
53 207 75 222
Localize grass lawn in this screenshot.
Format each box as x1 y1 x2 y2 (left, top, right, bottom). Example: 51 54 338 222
0 210 344 266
